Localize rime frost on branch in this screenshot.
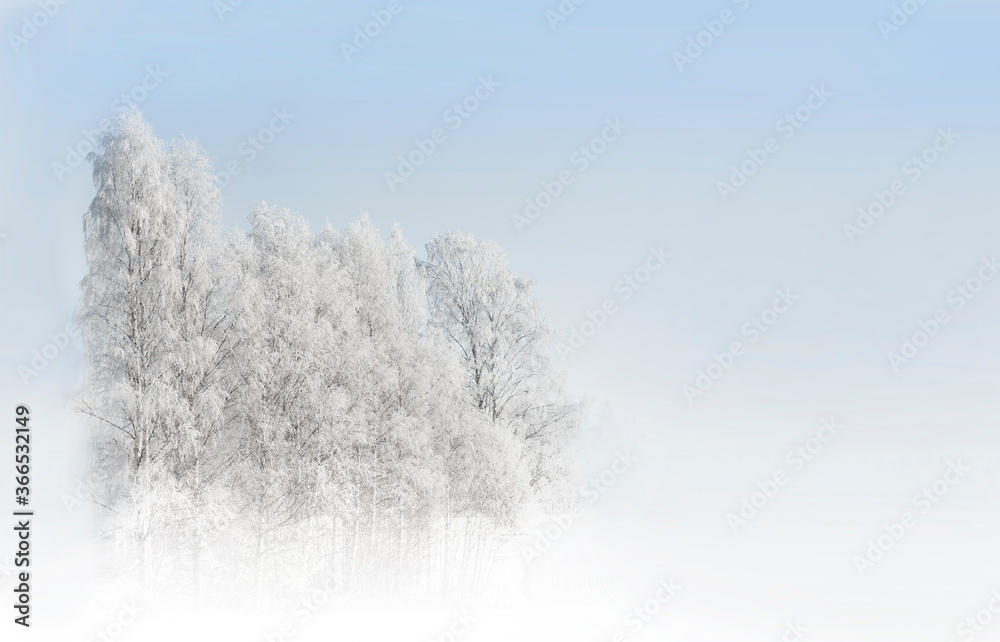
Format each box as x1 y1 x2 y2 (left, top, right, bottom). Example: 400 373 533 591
78 108 582 606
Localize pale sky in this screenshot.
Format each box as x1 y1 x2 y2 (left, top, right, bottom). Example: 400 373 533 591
2 0 1000 639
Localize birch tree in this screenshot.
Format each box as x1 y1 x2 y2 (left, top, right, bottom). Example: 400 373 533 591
159 136 236 607
80 107 194 595
79 109 584 605
423 233 582 508
226 204 349 602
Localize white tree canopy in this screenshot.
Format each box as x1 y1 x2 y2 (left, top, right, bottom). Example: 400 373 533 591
78 109 582 606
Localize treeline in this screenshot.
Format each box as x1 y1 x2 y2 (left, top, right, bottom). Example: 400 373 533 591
78 108 581 607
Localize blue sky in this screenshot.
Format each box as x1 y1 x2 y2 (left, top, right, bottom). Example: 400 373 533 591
2 0 999 445
4 0 998 416
3 1 1000 637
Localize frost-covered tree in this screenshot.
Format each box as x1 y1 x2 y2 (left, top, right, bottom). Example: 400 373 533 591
423 233 582 506
81 106 182 473
332 215 446 591
160 136 238 605
79 110 582 607
225 204 350 601
80 108 189 596
81 109 238 600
